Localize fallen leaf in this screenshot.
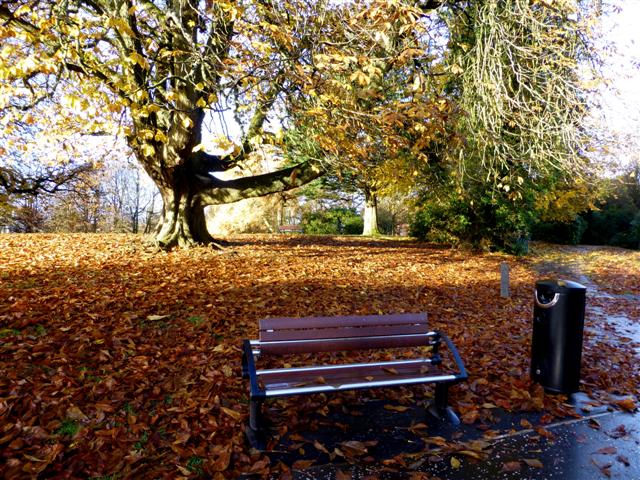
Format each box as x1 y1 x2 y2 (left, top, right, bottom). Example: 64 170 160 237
594 447 617 455
211 445 232 471
66 406 88 421
458 450 483 460
607 424 628 439
339 440 368 457
450 456 461 469
614 397 637 412
591 459 612 478
313 440 329 454
520 419 533 429
616 455 630 466
524 458 544 468
384 405 409 412
502 461 521 472
336 470 352 480
535 427 555 440
292 459 316 470
220 407 242 421
408 422 428 433
539 413 554 424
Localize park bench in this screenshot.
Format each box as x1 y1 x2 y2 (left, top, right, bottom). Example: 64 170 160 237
278 224 302 234
241 312 467 446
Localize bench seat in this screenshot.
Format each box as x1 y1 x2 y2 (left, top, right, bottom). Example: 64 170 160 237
258 358 455 396
241 312 467 446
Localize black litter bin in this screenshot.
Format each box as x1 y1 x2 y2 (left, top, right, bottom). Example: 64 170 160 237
531 279 586 394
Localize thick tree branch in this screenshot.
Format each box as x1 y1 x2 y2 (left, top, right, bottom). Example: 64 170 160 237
188 151 237 174
241 72 285 153
0 5 39 34
197 161 324 205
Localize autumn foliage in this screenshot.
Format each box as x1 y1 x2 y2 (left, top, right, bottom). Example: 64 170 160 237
0 234 638 478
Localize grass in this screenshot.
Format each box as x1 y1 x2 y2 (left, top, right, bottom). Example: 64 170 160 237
187 456 204 475
56 419 80 437
187 315 206 327
0 328 21 338
133 431 149 451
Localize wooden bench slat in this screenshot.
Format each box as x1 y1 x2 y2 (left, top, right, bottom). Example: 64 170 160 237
259 313 427 331
258 333 432 355
260 323 430 342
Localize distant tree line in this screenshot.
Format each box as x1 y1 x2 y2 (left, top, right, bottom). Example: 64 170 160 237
0 160 160 235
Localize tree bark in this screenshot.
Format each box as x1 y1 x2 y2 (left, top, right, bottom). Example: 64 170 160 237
362 189 380 236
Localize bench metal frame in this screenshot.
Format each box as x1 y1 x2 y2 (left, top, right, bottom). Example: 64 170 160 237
241 313 468 442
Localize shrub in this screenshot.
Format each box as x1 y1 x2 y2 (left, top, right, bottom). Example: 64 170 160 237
582 205 638 248
410 191 533 254
301 208 363 235
532 217 588 245
410 200 469 245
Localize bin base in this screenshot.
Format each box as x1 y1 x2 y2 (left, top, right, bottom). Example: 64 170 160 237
543 386 578 395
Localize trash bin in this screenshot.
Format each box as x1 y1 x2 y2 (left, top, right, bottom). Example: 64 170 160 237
531 279 586 394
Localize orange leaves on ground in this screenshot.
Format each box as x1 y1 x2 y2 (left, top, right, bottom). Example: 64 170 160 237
0 234 638 477
613 397 637 412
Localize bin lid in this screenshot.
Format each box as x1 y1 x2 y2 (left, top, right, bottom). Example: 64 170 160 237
536 279 586 293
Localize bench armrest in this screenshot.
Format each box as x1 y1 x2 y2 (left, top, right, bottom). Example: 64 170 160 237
242 339 265 399
438 331 468 382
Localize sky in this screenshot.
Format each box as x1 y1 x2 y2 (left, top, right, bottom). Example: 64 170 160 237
595 1 640 160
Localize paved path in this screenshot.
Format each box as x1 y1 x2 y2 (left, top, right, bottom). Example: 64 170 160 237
294 407 640 479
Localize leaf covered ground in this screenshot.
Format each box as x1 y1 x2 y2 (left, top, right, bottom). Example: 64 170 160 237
1 234 638 478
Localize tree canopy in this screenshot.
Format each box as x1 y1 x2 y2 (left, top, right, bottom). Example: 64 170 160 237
0 0 607 248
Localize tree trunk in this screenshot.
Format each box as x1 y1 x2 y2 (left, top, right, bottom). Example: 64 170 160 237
153 183 215 249
362 189 380 236
146 157 324 249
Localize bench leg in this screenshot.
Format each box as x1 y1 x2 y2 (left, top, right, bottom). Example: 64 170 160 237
249 397 264 431
246 398 267 450
428 383 460 425
434 382 448 411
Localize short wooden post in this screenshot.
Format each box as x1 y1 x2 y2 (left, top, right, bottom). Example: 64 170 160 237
500 262 510 298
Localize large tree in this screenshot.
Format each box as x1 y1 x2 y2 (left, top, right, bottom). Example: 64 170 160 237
0 0 455 248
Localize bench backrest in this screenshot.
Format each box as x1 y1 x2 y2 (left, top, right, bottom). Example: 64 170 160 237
258 313 433 354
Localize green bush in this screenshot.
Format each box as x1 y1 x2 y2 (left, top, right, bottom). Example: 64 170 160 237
410 190 534 255
532 217 587 245
410 199 470 245
631 212 640 249
582 205 638 248
302 208 363 235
